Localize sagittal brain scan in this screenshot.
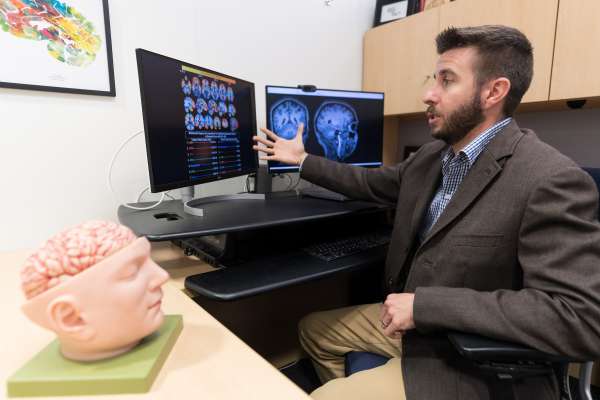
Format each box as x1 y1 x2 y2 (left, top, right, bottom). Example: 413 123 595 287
314 101 359 161
269 98 309 142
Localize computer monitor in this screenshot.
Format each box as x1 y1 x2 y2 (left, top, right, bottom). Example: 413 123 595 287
265 86 384 173
136 49 258 193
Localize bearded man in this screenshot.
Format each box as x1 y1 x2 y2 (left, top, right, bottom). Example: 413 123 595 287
253 25 600 400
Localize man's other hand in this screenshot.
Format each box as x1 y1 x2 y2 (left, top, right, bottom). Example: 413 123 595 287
380 293 416 338
253 123 308 165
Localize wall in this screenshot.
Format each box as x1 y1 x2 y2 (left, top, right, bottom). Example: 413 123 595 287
0 0 374 251
395 108 600 167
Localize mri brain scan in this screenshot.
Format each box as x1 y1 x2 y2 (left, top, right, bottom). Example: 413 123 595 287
210 81 219 100
208 100 217 116
228 104 236 116
192 77 201 97
196 98 208 113
227 87 234 102
194 113 203 129
269 98 309 142
222 118 229 129
185 113 194 131
219 84 227 101
202 79 211 99
230 117 238 131
184 96 195 113
206 115 213 130
181 77 191 95
314 101 359 161
214 117 222 130
218 101 227 116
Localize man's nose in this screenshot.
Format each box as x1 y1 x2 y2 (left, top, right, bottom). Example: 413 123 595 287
422 86 438 106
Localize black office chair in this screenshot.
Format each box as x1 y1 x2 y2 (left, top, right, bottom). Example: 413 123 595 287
344 167 600 400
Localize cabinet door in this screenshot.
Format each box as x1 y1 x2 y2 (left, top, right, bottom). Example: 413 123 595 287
363 8 440 115
550 0 600 100
439 0 558 103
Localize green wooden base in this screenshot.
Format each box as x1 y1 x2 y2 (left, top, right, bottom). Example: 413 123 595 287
7 314 183 397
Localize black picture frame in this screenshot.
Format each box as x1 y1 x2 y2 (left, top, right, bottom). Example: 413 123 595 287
373 0 420 27
0 0 116 97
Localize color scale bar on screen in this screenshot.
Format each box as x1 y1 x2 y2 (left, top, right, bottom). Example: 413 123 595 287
182 66 236 85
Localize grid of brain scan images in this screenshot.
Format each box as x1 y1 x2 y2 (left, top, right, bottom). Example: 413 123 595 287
181 74 241 181
267 87 384 172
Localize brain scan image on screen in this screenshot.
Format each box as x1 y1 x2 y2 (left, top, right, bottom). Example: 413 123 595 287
269 98 309 142
228 104 236 116
208 100 217 116
210 81 219 100
192 77 201 98
214 117 222 130
185 113 194 131
222 118 229 129
206 115 214 130
314 101 359 161
227 86 234 102
194 113 203 129
202 79 211 99
196 98 208 113
218 101 227 116
230 117 238 131
181 77 191 95
184 96 195 113
219 84 227 101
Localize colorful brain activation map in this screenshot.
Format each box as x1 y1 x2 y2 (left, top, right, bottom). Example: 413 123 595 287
0 0 101 66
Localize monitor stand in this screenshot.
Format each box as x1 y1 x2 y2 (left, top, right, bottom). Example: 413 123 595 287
180 186 265 217
297 184 350 202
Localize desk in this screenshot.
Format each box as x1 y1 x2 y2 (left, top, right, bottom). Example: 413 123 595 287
1 248 311 400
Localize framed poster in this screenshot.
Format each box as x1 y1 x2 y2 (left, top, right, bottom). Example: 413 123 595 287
373 0 420 27
0 0 116 96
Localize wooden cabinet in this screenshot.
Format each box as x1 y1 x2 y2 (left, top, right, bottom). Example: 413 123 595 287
439 0 558 104
363 0 568 116
363 7 440 115
550 0 600 100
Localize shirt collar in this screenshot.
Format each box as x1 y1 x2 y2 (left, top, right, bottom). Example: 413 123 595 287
441 117 512 168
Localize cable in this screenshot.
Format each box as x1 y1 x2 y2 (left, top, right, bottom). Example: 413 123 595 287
108 130 166 211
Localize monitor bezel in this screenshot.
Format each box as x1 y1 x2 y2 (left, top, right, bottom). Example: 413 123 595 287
136 48 259 193
264 85 385 174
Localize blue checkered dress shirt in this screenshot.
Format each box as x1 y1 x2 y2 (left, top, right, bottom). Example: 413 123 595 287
419 117 512 241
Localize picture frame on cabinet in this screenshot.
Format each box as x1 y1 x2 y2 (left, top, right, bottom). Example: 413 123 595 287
373 0 420 27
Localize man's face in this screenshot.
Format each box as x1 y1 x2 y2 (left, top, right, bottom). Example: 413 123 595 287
423 47 485 145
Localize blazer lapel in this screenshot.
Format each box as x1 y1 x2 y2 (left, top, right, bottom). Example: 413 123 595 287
419 120 524 247
408 153 443 242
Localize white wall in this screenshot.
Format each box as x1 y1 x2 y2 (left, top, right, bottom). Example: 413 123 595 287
0 0 375 251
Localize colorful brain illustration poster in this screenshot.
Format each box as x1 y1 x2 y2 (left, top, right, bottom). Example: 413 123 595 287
0 0 115 95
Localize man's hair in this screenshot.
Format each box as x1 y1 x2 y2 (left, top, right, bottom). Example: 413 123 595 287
435 25 533 116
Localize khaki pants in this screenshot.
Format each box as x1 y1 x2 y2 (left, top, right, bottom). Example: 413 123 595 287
298 303 406 400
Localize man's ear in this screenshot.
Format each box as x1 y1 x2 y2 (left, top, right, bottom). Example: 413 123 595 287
47 295 95 341
481 77 511 111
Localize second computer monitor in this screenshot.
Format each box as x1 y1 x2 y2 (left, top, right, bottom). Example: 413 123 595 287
265 86 384 173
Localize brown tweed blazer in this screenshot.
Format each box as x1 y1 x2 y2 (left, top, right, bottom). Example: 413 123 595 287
300 120 600 400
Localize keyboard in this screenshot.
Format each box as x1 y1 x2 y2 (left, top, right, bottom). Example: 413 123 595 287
302 231 391 262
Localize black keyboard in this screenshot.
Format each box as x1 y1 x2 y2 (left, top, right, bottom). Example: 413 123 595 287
302 231 391 262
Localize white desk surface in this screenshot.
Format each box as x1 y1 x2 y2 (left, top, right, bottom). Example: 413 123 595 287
1 244 311 400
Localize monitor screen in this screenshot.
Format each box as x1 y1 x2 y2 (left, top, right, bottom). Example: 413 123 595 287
136 49 258 193
265 86 384 173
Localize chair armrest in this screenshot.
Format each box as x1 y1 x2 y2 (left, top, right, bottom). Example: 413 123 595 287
447 332 576 363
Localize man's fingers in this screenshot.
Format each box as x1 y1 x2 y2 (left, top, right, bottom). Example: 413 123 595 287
253 145 275 155
260 127 279 142
259 155 276 161
253 136 274 147
295 123 304 140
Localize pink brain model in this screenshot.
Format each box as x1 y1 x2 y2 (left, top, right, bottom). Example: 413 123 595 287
21 221 136 300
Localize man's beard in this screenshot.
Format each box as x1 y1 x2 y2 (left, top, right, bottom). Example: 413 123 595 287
428 91 485 145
